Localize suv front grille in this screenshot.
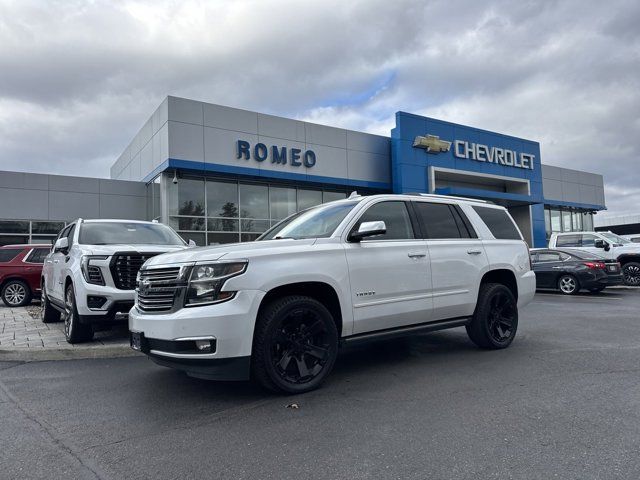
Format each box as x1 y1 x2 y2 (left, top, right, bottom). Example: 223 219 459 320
110 253 160 290
136 266 183 312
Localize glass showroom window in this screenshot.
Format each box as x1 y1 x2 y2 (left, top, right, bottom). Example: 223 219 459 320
0 220 65 246
582 212 594 231
550 209 562 232
298 189 323 211
572 211 582 231
207 179 240 245
562 211 572 232
167 176 206 237
240 183 269 242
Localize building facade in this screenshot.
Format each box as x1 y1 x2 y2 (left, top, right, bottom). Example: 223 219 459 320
0 96 606 247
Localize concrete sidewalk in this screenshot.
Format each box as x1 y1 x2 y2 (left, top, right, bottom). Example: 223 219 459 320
0 303 136 361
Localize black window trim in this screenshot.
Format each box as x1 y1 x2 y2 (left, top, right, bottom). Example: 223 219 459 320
24 247 50 264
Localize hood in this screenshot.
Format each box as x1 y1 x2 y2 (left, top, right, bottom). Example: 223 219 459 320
80 244 187 256
143 238 318 267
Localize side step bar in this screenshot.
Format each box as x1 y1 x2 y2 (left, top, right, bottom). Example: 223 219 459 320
341 316 471 346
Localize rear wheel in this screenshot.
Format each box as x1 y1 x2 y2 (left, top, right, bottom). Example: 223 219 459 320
41 282 61 323
63 284 93 343
622 262 640 286
251 295 339 394
558 275 579 295
1 280 32 307
466 283 518 349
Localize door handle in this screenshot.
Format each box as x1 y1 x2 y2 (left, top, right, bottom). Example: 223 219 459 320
467 249 482 255
408 252 426 258
53 260 59 264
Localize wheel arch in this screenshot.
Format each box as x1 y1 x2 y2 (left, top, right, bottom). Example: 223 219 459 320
0 276 32 294
617 254 640 266
257 281 344 337
480 268 518 301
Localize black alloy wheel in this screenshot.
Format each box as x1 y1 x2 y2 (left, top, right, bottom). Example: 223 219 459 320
622 262 640 286
63 284 93 343
466 283 518 349
252 296 338 394
41 282 61 323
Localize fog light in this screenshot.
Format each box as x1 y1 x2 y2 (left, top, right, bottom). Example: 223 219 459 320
195 340 212 352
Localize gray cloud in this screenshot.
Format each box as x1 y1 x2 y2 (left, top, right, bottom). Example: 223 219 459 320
0 0 638 215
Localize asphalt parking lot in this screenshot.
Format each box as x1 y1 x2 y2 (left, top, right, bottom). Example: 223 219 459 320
1 288 639 480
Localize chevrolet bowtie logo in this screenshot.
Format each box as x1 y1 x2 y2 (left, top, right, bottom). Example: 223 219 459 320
412 134 451 154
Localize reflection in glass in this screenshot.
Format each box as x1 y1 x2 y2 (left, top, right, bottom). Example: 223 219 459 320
168 178 205 216
297 189 322 211
207 180 238 218
322 191 347 203
179 232 206 246
208 232 239 245
270 187 296 220
241 219 269 233
169 217 205 231
208 218 239 232
239 184 268 219
550 210 561 232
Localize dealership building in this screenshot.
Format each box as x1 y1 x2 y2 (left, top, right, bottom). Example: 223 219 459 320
0 96 606 248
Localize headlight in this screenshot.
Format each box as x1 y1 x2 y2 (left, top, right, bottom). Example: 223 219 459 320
81 255 109 285
184 261 247 307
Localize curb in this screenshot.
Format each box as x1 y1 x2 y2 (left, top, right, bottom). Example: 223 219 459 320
0 344 142 362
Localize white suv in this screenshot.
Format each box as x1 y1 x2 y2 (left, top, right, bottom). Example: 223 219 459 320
41 219 187 343
549 231 640 286
130 194 536 393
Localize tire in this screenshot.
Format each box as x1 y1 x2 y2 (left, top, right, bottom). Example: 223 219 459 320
622 262 640 286
558 274 579 295
1 280 32 307
41 282 61 323
466 283 518 349
251 295 339 394
63 284 93 343
589 286 605 293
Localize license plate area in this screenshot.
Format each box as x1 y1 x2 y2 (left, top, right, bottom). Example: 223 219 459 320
130 331 145 352
608 265 617 272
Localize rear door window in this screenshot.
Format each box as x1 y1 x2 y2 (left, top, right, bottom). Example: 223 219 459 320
556 235 581 247
472 206 522 240
537 252 562 262
414 202 470 239
0 249 22 263
25 248 51 264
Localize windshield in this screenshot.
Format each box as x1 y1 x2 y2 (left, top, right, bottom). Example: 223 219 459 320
79 222 186 246
600 232 631 245
258 201 358 241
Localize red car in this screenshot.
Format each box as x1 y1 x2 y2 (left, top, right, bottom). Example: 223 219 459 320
0 244 51 307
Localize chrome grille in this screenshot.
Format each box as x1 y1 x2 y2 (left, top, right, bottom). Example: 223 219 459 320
136 266 182 312
111 253 160 290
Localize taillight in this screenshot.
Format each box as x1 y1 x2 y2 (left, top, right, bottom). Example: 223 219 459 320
584 262 606 270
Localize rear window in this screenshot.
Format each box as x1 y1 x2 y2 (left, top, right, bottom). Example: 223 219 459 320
472 206 521 240
0 249 22 263
25 247 51 264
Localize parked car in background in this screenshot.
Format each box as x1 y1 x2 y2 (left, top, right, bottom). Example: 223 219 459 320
549 231 640 286
530 248 623 295
130 193 536 394
41 219 187 343
0 244 51 307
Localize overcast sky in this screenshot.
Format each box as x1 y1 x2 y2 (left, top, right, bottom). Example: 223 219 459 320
0 0 638 215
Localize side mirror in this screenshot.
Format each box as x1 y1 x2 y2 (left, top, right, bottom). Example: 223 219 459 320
188 239 197 247
350 221 387 242
594 239 610 251
54 237 69 253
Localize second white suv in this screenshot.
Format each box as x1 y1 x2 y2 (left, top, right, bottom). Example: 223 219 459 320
130 194 536 393
41 219 187 343
549 231 640 286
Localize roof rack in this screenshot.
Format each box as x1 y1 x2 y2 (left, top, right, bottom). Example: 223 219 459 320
405 193 490 204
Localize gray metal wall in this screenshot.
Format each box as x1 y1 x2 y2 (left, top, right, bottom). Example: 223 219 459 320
0 171 147 222
111 96 391 186
542 165 605 207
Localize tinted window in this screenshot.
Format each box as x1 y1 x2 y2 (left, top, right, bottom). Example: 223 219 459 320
556 234 581 247
579 234 597 247
354 201 414 240
26 247 50 264
537 252 562 262
0 249 21 262
415 203 465 239
473 206 521 240
79 223 185 245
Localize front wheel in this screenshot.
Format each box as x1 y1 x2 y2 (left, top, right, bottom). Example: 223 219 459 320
622 262 640 286
558 275 579 295
1 280 32 307
466 283 518 349
64 284 93 343
251 295 339 394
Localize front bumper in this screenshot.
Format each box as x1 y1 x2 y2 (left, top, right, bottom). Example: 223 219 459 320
129 289 265 378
